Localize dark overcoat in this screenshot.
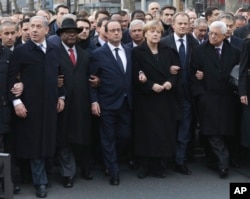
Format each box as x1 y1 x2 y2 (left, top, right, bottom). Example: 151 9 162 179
238 39 250 147
191 40 240 136
57 44 91 147
8 40 62 159
132 42 181 157
0 45 11 134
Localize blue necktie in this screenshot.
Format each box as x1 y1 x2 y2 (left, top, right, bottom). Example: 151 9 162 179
215 48 221 60
115 48 124 73
178 39 186 68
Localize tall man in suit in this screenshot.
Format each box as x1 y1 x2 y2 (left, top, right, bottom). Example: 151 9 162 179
8 16 64 198
192 18 208 44
56 18 92 188
191 21 240 178
161 12 199 175
89 20 132 186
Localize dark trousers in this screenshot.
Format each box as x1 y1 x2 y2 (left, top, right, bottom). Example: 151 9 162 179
30 159 48 186
99 99 131 177
207 135 229 169
176 99 192 165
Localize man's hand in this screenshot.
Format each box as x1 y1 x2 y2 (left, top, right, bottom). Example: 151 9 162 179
91 102 101 116
57 98 65 112
195 70 204 80
58 75 64 87
11 82 24 97
170 65 181 75
152 83 164 93
163 81 172 90
138 71 147 83
89 75 100 88
240 96 248 105
14 103 28 118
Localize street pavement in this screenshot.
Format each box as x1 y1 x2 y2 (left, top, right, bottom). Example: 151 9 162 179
14 158 250 199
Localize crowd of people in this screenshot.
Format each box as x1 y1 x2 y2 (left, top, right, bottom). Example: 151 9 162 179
0 2 250 198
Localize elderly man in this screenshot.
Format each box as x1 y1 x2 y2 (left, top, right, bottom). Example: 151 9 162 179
148 2 160 19
191 21 240 178
192 18 208 44
126 19 145 48
8 16 64 198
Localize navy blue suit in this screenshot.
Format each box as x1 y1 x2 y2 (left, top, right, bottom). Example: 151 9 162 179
89 43 132 177
161 33 199 166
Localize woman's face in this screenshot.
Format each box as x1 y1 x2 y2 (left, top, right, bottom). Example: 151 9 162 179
145 27 162 44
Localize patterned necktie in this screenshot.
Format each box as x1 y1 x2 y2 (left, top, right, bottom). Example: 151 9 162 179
68 48 76 65
115 48 125 73
215 48 221 60
178 38 186 68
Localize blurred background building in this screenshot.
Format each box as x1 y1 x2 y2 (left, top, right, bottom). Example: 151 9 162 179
0 0 249 16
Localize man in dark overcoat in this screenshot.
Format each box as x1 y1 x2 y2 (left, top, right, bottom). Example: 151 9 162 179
56 18 92 188
191 21 240 178
8 16 64 198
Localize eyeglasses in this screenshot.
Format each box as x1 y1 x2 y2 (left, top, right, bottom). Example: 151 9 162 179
108 28 122 33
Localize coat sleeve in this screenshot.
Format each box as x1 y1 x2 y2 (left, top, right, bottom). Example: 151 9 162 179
190 46 205 97
132 49 154 94
238 39 250 97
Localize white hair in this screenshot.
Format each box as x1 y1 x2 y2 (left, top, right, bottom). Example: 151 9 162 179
210 21 227 34
129 19 145 31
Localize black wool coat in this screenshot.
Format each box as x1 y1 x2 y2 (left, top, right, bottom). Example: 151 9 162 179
191 40 240 136
132 41 181 157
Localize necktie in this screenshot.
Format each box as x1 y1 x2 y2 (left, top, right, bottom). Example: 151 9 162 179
178 38 186 68
39 44 45 53
215 48 221 60
68 48 76 65
115 48 124 73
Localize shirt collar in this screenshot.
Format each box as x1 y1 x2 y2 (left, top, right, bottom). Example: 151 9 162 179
61 41 76 52
33 40 47 49
107 42 122 51
174 33 187 43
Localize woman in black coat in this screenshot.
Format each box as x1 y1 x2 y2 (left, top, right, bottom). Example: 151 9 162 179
132 20 181 178
238 37 250 148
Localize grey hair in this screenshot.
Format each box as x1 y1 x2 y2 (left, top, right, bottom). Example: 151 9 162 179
193 18 207 28
210 21 227 34
218 13 235 24
129 19 145 31
30 16 48 27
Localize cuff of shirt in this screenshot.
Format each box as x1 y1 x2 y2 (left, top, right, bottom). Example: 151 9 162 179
13 99 22 106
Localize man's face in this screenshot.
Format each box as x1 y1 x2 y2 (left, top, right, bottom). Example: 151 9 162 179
88 16 96 30
193 22 208 40
172 15 190 37
21 22 30 42
36 10 50 21
235 19 246 29
188 12 197 27
97 20 108 39
29 18 49 43
133 13 145 22
208 9 221 23
0 25 17 48
208 26 226 47
57 7 69 17
129 24 144 44
121 14 130 30
160 8 175 25
77 21 90 40
220 18 234 38
106 21 122 46
60 29 78 47
148 3 160 18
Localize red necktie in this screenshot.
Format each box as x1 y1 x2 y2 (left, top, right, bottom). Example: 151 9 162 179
68 48 76 65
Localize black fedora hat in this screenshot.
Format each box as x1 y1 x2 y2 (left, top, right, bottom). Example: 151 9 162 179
56 18 82 35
